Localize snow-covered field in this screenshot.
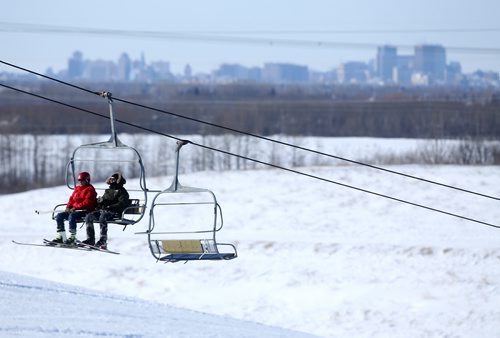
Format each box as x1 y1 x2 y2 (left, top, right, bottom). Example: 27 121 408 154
1 161 500 337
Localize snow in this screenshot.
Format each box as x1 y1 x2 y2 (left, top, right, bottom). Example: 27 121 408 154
1 154 500 337
0 270 313 337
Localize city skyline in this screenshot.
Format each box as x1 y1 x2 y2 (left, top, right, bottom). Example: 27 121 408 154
9 43 490 87
1 0 500 76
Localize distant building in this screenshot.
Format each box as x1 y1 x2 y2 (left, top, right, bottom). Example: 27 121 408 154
247 67 262 82
376 45 397 83
414 45 446 83
117 53 131 82
184 64 192 78
262 63 309 83
215 64 247 78
68 51 84 80
393 55 414 85
467 69 500 87
337 62 368 84
214 63 261 82
82 60 116 81
446 61 462 84
150 61 172 80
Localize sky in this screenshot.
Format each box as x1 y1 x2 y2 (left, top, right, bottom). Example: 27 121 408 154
1 0 500 75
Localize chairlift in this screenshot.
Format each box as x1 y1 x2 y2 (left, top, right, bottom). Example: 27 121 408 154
145 140 237 263
52 92 148 230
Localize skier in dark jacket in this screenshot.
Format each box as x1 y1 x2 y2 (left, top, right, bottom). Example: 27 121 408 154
82 172 130 249
52 171 97 245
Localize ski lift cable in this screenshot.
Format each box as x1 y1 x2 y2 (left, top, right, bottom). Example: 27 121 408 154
1 58 499 202
2 22 500 54
1 81 499 230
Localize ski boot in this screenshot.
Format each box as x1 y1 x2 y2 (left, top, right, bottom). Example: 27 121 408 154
65 234 77 246
95 239 107 250
81 238 95 246
49 232 66 245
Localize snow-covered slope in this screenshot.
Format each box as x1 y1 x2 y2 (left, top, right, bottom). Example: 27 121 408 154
1 164 500 337
0 270 314 337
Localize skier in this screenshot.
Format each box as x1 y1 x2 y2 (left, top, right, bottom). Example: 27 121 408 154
82 172 130 249
52 171 97 244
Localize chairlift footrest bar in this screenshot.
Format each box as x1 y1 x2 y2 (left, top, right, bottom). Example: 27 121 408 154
159 252 237 262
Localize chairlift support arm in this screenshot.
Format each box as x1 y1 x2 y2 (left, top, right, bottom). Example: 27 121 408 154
99 91 118 147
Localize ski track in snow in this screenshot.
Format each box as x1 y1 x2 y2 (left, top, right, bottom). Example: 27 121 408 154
1 163 500 337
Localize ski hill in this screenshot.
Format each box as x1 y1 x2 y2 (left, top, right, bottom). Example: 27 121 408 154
0 270 315 337
1 163 500 337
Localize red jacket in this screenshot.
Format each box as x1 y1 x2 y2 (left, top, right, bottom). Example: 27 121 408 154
66 184 97 212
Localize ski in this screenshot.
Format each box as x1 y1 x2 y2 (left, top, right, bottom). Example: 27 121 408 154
43 239 119 255
12 239 119 255
76 241 120 255
43 238 85 249
12 240 92 252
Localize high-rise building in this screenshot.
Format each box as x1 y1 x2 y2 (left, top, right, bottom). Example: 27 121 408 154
184 64 192 78
376 45 397 83
414 45 446 83
117 53 131 81
393 55 414 85
446 61 462 84
68 51 84 80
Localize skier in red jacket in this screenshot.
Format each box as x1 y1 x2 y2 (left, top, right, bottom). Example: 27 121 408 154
52 171 97 245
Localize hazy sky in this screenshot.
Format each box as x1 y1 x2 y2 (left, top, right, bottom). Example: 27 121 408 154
1 0 500 75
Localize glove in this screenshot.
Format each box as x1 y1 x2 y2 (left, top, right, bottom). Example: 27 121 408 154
65 207 71 213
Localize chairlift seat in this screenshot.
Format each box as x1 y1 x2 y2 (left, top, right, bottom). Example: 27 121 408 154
150 239 237 262
52 198 145 228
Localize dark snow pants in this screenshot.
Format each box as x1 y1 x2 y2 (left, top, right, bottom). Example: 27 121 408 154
84 210 117 241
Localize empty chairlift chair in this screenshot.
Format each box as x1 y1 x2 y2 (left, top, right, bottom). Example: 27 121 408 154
147 140 237 263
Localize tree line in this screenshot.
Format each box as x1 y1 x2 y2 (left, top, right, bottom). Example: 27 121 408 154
1 82 499 138
1 134 499 194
